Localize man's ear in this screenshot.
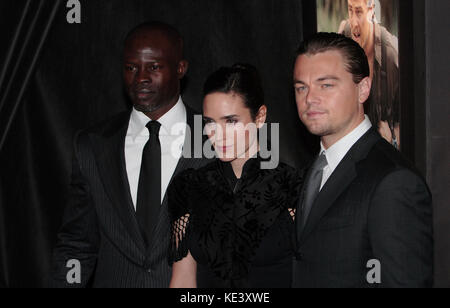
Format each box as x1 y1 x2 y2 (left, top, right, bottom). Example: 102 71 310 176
358 77 371 104
255 105 267 129
177 60 189 79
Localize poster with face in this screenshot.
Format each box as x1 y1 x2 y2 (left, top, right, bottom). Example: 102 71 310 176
317 0 400 149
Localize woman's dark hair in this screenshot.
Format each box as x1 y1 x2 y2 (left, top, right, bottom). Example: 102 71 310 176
203 63 264 120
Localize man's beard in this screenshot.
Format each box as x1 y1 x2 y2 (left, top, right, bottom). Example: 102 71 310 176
305 121 333 137
133 101 162 113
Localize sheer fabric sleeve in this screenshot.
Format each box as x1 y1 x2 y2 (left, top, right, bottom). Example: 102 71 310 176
167 168 196 264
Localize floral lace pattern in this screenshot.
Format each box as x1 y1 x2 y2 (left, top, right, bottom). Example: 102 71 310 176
168 157 304 285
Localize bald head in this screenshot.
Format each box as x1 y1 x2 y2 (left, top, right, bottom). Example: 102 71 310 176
124 21 184 61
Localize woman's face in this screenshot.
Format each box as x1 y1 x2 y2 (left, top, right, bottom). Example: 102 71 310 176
203 92 266 162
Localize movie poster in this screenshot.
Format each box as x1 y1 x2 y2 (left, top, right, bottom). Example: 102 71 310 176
317 0 400 149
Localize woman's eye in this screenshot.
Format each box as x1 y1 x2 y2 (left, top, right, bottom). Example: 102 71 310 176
204 122 216 133
226 119 238 124
204 121 216 129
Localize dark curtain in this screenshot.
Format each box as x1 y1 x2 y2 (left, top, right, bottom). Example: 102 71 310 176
424 0 450 288
0 0 315 287
0 0 60 150
0 0 61 288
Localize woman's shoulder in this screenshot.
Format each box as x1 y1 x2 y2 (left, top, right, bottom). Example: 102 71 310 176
175 160 218 180
269 160 304 179
264 161 307 194
168 161 221 217
274 161 296 172
171 160 219 192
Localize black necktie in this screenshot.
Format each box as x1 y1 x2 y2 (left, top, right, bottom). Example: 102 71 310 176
300 153 328 229
136 121 161 247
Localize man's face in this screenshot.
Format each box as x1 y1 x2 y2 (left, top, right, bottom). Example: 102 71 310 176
123 31 185 113
347 0 373 49
293 50 369 146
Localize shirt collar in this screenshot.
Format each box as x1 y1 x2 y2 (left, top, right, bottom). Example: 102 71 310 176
127 96 186 140
320 115 372 172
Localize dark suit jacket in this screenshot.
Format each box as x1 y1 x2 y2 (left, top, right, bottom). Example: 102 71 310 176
293 128 433 288
50 104 212 288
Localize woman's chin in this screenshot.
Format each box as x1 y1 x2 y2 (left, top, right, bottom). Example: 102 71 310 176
216 150 236 162
219 157 236 163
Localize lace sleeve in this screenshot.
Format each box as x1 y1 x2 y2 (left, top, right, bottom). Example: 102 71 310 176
167 169 196 264
170 213 191 263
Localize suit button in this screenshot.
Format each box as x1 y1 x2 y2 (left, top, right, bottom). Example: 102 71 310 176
295 252 303 261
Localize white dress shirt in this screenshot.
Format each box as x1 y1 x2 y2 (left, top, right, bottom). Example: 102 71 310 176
125 97 187 208
319 115 372 190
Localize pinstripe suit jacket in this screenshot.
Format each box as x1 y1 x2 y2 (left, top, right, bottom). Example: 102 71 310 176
50 105 212 288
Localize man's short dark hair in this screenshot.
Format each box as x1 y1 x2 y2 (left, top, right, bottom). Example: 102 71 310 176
295 32 370 84
124 21 184 59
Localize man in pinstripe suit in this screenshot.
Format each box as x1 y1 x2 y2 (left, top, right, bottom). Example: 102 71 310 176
50 22 211 287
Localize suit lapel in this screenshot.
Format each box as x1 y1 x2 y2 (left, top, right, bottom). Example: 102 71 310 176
294 160 313 245
298 128 381 245
89 112 146 253
298 158 357 244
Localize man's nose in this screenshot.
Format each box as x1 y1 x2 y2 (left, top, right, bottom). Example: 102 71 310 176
136 67 151 84
306 87 319 106
350 13 358 28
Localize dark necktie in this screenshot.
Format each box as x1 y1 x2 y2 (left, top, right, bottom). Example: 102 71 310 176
136 121 161 247
300 153 328 229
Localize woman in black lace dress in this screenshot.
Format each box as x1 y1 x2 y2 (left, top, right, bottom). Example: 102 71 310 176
168 64 303 288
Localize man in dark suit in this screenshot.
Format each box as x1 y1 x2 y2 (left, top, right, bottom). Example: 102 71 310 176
292 32 433 287
50 22 211 287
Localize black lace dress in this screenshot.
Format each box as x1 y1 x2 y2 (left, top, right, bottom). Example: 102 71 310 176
168 155 303 288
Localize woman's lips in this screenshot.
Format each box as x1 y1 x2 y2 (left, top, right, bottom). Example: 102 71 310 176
217 145 233 152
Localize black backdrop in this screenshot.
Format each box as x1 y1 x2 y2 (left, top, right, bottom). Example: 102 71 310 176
0 0 316 287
